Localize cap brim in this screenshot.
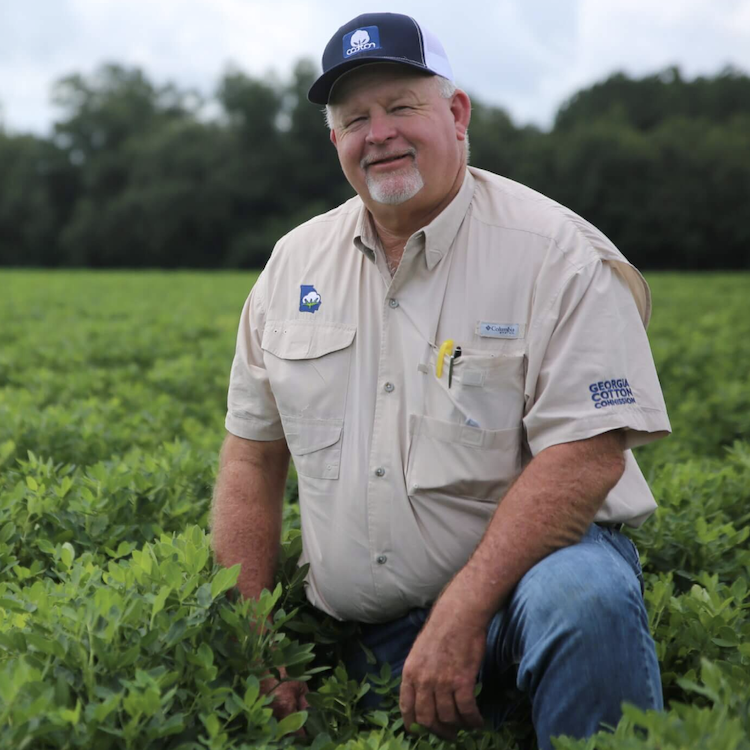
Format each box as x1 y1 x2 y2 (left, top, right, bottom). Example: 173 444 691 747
307 57 434 105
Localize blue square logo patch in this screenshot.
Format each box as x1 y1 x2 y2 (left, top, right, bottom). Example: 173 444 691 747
343 26 381 58
300 284 321 313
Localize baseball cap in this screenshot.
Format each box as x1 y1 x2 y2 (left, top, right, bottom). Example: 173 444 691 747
307 12 454 105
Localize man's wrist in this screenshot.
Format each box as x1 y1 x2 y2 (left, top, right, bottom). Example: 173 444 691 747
433 565 503 629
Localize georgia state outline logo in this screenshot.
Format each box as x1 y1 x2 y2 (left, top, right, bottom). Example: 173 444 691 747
299 284 321 313
343 26 381 57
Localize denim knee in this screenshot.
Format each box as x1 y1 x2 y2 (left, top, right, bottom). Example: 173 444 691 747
500 528 648 672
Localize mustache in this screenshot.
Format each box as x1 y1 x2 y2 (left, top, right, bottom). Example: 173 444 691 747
360 148 417 169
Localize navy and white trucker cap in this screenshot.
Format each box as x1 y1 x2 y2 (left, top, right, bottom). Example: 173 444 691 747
308 12 454 104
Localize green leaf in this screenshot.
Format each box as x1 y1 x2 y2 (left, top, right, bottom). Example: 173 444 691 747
150 712 186 737
0 596 35 614
150 585 171 625
201 713 221 738
26 476 39 491
361 641 377 666
367 710 390 728
276 710 307 736
210 564 240 600
0 440 16 467
196 583 212 608
25 633 66 658
58 700 82 725
36 537 55 554
711 638 738 647
310 734 334 750
88 693 122 723
60 542 75 568
244 675 260 708
0 523 15 544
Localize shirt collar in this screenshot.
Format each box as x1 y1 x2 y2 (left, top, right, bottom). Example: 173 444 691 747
353 169 476 271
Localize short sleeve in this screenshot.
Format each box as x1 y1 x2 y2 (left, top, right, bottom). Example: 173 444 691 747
225 273 285 441
523 259 671 455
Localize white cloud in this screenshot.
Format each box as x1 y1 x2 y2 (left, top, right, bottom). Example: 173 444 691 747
1 0 749 134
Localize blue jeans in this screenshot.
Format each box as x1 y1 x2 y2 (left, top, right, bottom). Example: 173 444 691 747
341 523 663 750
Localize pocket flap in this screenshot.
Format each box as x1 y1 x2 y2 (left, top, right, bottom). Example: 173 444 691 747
262 320 356 360
281 415 343 455
408 414 520 450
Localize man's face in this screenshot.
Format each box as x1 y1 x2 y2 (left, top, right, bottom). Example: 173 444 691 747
328 66 469 211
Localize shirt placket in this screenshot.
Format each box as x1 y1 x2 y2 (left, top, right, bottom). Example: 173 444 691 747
364 236 420 609
364 233 455 613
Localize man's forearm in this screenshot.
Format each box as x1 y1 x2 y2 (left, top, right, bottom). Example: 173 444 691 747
438 430 626 626
210 434 290 601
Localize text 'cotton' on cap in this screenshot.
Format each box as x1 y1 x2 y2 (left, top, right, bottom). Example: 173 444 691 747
307 12 454 105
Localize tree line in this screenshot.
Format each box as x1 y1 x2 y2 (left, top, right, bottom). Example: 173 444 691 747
1 62 748 270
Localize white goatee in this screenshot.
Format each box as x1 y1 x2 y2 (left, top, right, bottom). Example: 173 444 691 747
362 151 424 205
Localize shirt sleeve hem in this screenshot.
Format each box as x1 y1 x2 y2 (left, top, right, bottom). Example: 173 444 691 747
526 406 671 456
225 413 286 441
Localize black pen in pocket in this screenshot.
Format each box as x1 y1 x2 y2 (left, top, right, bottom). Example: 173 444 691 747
447 346 462 388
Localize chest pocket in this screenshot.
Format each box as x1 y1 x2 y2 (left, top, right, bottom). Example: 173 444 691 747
425 341 527 431
262 320 356 480
408 341 526 504
406 415 522 503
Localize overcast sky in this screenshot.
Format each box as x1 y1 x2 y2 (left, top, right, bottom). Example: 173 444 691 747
2 0 749 135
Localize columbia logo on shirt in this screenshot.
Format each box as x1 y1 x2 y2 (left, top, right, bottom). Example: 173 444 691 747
478 322 522 339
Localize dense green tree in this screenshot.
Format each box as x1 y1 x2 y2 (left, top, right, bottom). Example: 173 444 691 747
53 65 202 267
0 63 748 269
216 70 299 267
0 131 78 266
554 65 750 132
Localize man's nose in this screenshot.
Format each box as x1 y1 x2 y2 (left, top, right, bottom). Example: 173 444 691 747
365 113 397 145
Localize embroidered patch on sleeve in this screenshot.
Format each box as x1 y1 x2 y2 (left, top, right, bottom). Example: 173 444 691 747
588 378 636 408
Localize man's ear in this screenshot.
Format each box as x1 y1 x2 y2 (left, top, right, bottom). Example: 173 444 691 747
330 129 338 148
451 90 472 141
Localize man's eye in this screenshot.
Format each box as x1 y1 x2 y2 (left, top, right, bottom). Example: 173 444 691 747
392 106 411 112
346 116 366 127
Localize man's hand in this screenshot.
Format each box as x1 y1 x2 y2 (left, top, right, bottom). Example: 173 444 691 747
399 430 626 740
262 666 309 727
399 599 486 740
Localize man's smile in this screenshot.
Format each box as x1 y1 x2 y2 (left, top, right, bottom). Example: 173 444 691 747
362 152 415 170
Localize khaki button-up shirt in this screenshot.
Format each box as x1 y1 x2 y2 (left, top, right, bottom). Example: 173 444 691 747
226 167 671 623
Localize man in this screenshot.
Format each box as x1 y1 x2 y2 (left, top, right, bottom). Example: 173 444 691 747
211 12 671 750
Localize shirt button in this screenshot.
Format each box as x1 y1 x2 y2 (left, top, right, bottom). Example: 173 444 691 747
376 555 387 565
375 467 385 477
384 382 394 393
388 298 399 309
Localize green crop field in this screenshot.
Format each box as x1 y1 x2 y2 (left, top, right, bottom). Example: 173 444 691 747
1 270 748 750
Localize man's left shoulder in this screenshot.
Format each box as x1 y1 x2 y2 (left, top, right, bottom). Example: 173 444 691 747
467 168 652 324
468 168 623 267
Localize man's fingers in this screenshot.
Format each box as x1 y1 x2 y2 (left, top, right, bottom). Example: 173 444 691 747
399 679 416 732
414 684 437 731
455 684 484 729
298 682 310 710
402 679 482 739
435 688 460 727
269 681 300 719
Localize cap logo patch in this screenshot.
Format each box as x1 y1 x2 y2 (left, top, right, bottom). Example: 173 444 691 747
300 284 322 313
343 26 380 57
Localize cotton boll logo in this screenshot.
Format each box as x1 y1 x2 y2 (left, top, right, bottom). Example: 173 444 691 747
302 292 321 308
343 26 380 57
350 30 371 50
299 284 322 313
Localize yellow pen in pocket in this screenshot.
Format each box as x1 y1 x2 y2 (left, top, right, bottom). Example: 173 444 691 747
436 339 454 379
